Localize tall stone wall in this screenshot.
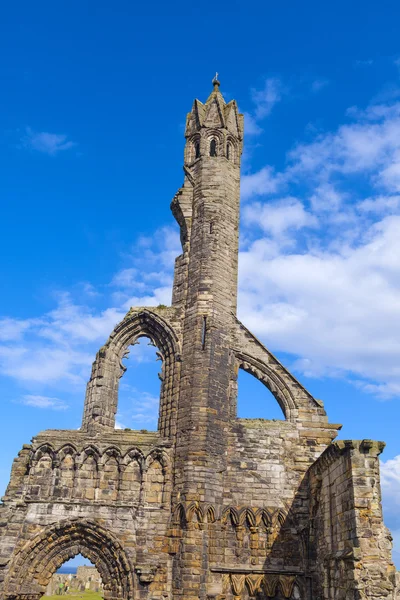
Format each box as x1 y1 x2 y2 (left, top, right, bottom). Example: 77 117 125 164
308 440 396 599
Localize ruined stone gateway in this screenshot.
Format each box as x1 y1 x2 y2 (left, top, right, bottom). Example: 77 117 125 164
0 79 397 600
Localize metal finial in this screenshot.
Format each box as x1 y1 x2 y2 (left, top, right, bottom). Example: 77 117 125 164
212 72 220 89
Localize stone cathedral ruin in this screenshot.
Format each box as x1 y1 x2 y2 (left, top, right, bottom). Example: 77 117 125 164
0 79 398 600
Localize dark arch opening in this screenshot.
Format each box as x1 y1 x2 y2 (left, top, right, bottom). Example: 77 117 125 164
4 519 134 600
237 368 285 420
195 141 200 158
210 138 217 157
42 554 103 598
117 336 162 432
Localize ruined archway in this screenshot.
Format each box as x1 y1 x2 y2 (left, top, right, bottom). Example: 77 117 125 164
237 367 286 420
82 309 181 437
233 352 297 421
3 519 134 600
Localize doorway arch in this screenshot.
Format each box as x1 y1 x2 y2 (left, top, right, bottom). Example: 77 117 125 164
3 519 134 600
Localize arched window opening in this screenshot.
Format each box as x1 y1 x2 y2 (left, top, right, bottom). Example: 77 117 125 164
117 336 162 432
210 138 217 157
195 141 200 159
43 554 103 598
236 368 285 420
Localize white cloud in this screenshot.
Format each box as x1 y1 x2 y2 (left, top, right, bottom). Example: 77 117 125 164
110 268 139 289
237 94 400 398
0 344 92 385
0 318 33 341
354 59 374 67
115 417 127 430
241 166 284 200
309 183 346 213
243 112 263 136
378 456 400 560
243 197 318 238
238 215 400 390
381 456 400 527
311 79 329 93
121 286 172 310
117 387 160 429
288 101 400 188
19 395 68 410
251 78 284 119
358 195 400 214
42 295 125 343
121 340 160 365
21 127 76 155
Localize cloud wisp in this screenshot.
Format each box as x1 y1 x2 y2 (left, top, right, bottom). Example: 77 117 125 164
21 127 76 155
18 394 69 410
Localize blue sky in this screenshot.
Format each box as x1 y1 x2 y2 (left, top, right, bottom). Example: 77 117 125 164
2 0 400 568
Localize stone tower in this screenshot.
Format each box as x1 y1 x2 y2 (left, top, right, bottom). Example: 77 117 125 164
0 79 398 600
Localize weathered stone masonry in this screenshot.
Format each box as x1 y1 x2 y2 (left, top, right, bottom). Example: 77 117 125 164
0 78 397 600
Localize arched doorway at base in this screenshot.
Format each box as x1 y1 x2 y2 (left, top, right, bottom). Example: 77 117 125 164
3 519 134 600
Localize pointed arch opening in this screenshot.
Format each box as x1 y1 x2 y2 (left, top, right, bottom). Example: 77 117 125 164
43 554 103 598
237 367 285 420
82 310 180 437
233 352 298 421
209 138 217 157
117 336 162 432
186 135 201 163
4 519 134 600
226 138 237 163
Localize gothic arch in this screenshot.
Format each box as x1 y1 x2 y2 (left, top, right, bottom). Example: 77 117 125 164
31 443 55 466
144 448 171 507
56 444 77 462
205 129 224 156
27 444 55 499
234 352 297 420
3 519 134 600
186 133 201 163
82 309 181 437
145 447 170 471
122 447 145 469
78 444 101 462
100 446 122 466
54 445 77 500
226 135 238 164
